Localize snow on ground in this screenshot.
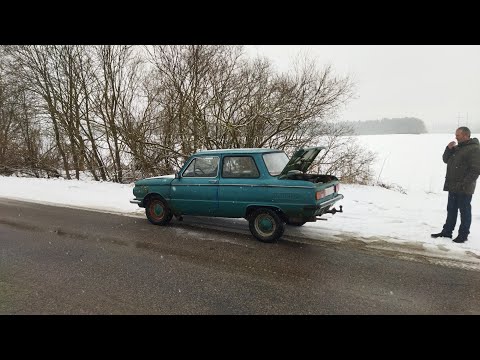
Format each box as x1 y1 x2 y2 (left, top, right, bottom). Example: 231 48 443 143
0 134 479 263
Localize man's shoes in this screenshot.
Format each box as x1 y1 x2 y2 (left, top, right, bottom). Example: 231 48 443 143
453 235 468 243
431 232 452 239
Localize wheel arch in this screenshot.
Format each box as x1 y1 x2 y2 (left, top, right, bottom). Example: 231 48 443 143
143 192 168 207
245 205 288 223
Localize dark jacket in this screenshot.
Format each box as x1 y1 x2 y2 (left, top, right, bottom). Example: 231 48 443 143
443 137 480 194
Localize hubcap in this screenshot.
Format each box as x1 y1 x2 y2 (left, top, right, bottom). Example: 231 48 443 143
154 203 164 216
150 200 165 221
255 214 275 237
259 217 273 231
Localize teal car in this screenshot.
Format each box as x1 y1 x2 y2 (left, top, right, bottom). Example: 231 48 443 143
130 147 343 243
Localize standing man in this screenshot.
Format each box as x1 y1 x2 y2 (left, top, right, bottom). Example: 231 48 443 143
431 127 480 243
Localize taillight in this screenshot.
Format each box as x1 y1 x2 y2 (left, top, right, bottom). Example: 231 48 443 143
335 184 340 192
316 190 326 200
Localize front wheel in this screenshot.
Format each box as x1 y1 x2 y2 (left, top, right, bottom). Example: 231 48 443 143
145 196 173 225
248 208 285 243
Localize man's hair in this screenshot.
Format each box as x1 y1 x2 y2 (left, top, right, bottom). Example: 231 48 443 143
458 126 471 137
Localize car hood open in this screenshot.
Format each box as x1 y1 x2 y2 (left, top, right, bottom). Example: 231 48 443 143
279 146 325 176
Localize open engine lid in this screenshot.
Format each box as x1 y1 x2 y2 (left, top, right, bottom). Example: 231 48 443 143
279 146 326 176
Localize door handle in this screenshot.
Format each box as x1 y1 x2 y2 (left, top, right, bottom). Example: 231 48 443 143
209 180 218 184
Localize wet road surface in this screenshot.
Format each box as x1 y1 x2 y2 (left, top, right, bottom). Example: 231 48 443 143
1 198 480 314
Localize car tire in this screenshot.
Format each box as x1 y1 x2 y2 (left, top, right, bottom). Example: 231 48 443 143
286 219 307 226
145 196 173 225
249 208 285 243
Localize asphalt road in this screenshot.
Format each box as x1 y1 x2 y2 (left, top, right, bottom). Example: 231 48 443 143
1 197 480 314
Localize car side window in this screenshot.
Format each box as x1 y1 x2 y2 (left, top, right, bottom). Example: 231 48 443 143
183 156 219 178
222 156 260 178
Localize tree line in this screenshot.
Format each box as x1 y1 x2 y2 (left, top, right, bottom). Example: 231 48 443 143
344 117 428 135
0 45 375 184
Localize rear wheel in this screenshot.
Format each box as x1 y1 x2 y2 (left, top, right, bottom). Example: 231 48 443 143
145 196 173 225
248 208 285 243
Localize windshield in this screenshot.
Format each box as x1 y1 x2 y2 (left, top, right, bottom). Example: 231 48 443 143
263 152 289 176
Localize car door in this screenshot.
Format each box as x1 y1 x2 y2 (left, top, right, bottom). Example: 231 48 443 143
170 156 220 216
218 155 264 217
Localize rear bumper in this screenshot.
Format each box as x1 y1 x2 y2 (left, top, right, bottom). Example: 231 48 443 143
317 194 344 209
303 193 344 213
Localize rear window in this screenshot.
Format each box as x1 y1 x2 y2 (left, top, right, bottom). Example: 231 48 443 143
222 156 259 178
262 152 289 176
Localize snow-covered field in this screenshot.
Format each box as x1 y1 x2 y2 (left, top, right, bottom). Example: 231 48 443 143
1 134 479 263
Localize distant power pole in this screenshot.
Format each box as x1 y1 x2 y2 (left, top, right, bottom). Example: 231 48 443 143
457 113 464 127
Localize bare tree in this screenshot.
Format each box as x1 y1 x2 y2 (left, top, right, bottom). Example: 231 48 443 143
73 46 107 181
0 61 19 174
312 120 376 184
1 45 374 184
4 45 74 178
143 46 372 181
89 45 145 183
0 49 60 177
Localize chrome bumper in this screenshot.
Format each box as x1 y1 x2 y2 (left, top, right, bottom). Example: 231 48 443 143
130 199 142 205
318 194 344 209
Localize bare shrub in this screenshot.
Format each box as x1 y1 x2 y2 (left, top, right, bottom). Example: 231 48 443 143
376 181 407 194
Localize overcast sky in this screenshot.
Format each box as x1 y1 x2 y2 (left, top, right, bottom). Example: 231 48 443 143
244 45 480 133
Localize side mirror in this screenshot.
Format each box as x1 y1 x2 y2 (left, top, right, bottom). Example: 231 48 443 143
175 172 180 179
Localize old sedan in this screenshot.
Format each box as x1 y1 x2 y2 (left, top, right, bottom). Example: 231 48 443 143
131 147 343 242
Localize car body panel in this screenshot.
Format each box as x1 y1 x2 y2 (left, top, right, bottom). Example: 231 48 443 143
131 148 343 222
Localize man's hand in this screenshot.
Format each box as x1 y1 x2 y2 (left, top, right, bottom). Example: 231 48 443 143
448 141 456 149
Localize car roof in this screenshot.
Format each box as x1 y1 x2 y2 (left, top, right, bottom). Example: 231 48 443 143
193 148 283 156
